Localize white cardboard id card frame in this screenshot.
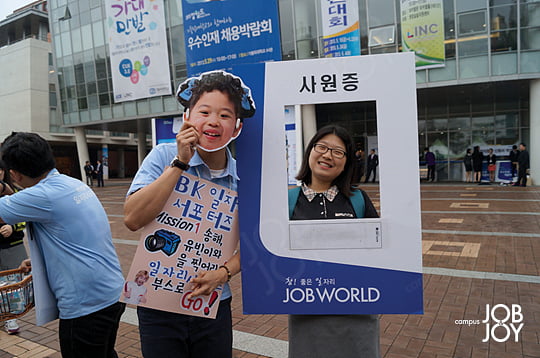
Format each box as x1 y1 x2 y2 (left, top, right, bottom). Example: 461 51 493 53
236 53 423 315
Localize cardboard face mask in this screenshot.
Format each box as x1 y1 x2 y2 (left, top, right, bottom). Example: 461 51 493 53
175 70 256 151
176 110 243 153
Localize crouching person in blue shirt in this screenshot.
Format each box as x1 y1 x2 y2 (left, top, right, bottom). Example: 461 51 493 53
0 132 125 358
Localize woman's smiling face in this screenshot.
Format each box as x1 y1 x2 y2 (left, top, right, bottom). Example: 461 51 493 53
187 90 241 151
308 133 347 185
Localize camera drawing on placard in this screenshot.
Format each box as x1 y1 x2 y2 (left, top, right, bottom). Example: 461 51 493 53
285 102 382 251
123 270 149 305
145 229 181 256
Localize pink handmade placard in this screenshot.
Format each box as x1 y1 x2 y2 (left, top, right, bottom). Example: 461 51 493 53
122 173 238 319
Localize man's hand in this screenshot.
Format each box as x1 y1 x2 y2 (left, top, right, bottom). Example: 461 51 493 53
0 225 13 238
176 121 200 164
187 268 229 299
19 259 31 273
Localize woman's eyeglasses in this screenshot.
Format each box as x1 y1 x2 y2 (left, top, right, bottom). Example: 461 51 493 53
313 143 346 159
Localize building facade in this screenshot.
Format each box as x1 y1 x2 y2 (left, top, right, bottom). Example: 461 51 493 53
0 0 141 179
46 0 540 182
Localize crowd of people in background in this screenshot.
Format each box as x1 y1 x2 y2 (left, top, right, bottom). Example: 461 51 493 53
423 143 530 186
351 142 531 186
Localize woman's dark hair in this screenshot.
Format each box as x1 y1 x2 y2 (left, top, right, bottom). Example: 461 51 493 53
1 132 55 179
176 71 255 119
295 125 356 197
466 148 471 154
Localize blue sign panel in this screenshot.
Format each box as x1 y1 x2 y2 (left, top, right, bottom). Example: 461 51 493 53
182 0 282 76
153 117 178 146
497 161 513 182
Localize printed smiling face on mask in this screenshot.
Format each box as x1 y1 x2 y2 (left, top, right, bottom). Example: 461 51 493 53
185 90 242 152
176 70 256 153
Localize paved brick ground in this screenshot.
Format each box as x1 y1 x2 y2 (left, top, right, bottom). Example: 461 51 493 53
1 180 539 357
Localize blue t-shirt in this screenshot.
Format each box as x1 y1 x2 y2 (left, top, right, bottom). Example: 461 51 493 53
128 143 239 300
0 169 124 319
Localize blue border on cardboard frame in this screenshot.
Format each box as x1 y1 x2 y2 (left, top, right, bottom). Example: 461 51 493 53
234 63 423 315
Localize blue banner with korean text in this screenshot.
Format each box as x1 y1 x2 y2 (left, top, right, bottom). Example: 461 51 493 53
181 0 282 76
321 0 361 57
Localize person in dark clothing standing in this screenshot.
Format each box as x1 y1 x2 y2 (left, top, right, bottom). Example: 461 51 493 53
352 148 364 184
424 147 436 182
84 161 94 186
472 146 484 183
515 143 530 187
486 148 497 182
509 145 519 179
95 160 104 187
364 149 379 183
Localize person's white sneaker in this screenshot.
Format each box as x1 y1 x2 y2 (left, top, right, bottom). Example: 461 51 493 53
4 319 19 334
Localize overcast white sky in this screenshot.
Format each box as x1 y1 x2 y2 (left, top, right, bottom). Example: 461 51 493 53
0 0 39 21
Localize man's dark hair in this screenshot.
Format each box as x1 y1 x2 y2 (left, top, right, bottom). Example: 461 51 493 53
0 159 14 188
296 125 356 197
520 142 526 147
512 145 517 150
1 132 55 178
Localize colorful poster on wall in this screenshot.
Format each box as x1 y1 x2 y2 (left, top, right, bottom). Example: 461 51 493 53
106 0 172 102
182 0 282 76
320 0 361 57
400 0 445 69
121 173 239 318
234 53 423 315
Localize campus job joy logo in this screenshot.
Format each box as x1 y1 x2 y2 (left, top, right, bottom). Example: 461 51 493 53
482 304 524 343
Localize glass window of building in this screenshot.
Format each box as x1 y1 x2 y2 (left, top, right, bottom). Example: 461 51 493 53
279 0 296 60
490 4 517 52
448 116 471 130
490 0 517 6
92 22 105 47
294 0 319 59
458 11 487 35
367 0 395 27
368 26 395 47
521 27 540 50
449 130 470 156
457 11 488 57
456 0 487 13
441 0 456 58
49 84 57 107
521 2 540 27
